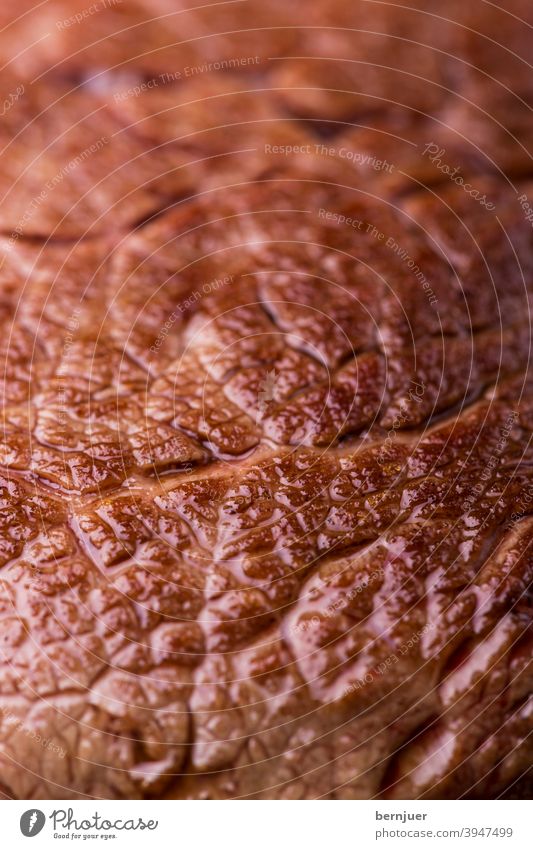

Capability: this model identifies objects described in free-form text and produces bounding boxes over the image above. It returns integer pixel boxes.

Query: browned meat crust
[0,0,531,800]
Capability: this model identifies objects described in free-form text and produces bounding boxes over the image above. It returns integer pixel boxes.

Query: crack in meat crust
[0,0,531,800]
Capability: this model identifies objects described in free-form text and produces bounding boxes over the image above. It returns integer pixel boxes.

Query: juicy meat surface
[0,0,531,799]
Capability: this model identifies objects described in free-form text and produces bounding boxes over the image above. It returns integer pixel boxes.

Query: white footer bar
[4,799,531,848]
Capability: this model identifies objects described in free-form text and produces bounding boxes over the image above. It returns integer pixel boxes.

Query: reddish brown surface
[0,0,531,799]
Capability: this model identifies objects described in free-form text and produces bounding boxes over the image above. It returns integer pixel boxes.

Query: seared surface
[0,0,531,799]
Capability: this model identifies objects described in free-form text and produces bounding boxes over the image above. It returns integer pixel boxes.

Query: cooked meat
[0,0,531,800]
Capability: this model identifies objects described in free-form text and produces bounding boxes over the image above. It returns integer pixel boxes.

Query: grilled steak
[0,0,531,799]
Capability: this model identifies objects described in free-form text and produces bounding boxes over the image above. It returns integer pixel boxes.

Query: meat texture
[0,0,531,800]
